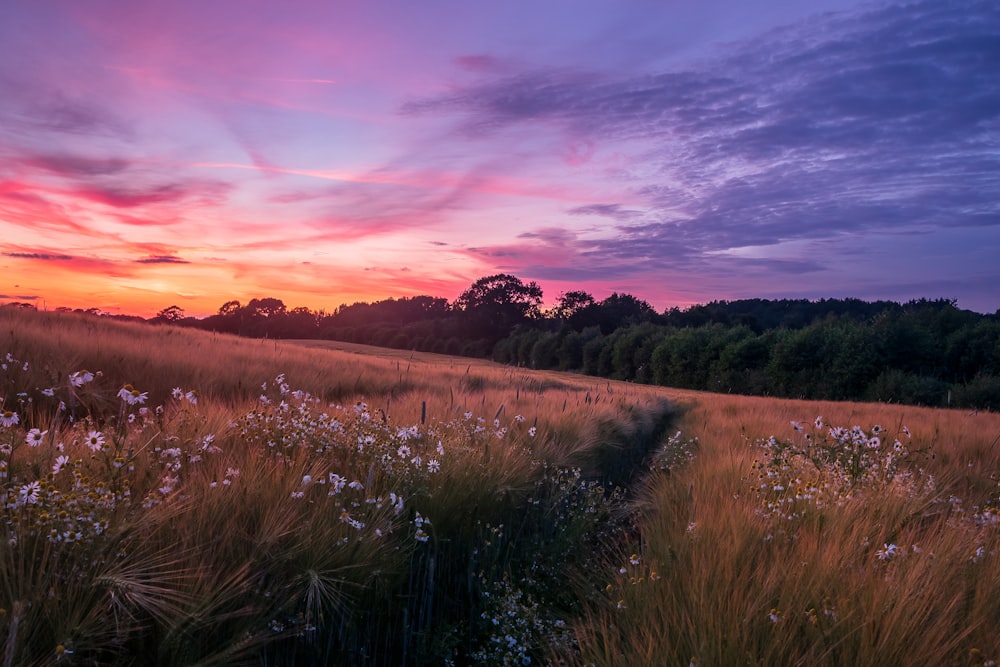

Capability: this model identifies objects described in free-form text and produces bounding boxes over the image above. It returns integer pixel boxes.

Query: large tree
[454,274,543,340]
[553,290,596,320]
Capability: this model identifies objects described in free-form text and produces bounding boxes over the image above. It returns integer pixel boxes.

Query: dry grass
[574,392,1000,667]
[3,306,999,665]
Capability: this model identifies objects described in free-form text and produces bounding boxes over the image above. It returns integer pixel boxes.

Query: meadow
[1,306,999,666]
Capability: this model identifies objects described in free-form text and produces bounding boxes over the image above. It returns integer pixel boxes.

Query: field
[2,306,999,666]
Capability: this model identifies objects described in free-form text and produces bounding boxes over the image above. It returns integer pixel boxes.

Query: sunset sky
[1,0,998,318]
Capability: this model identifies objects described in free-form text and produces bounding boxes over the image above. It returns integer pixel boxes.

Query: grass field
[2,306,999,666]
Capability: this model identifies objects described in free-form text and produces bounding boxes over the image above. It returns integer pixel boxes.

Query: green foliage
[81,279,999,410]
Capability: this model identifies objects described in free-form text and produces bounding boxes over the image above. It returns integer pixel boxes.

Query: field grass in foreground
[1,307,999,666]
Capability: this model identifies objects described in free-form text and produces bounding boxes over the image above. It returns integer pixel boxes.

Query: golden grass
[4,306,999,665]
[573,392,1000,667]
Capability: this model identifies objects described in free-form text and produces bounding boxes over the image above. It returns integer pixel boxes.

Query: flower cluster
[651,430,699,471]
[472,576,576,666]
[751,419,930,526]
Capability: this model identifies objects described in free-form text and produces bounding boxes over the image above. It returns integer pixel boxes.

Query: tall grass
[1,308,676,664]
[573,394,1000,667]
[3,306,999,665]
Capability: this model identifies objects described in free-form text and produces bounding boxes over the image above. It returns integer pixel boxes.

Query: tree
[589,293,657,334]
[244,298,287,319]
[155,305,185,322]
[454,274,543,341]
[554,291,596,320]
[455,275,543,317]
[218,300,242,316]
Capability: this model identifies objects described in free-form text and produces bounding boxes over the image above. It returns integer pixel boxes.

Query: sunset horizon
[3,0,998,319]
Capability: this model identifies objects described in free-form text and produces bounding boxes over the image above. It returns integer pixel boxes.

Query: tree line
[121,274,1000,410]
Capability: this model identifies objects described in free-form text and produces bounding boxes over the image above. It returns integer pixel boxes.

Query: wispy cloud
[3,252,76,261]
[402,0,1000,308]
[2,0,997,315]
[567,203,642,221]
[135,255,190,264]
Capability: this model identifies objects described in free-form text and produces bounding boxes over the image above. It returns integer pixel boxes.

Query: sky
[1,0,998,318]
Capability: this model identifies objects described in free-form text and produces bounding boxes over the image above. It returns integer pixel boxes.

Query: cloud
[0,73,131,139]
[76,183,190,209]
[4,252,75,261]
[135,255,190,264]
[407,0,1000,260]
[28,153,130,177]
[567,203,642,221]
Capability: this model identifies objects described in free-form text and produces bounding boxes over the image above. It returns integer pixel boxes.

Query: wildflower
[397,444,412,459]
[291,491,305,499]
[414,512,431,542]
[52,455,70,475]
[301,475,312,485]
[41,387,56,397]
[118,385,148,406]
[340,509,365,530]
[396,425,419,440]
[876,543,899,561]
[200,434,217,452]
[159,475,178,495]
[0,410,18,428]
[26,428,47,447]
[172,387,184,399]
[427,459,440,473]
[185,390,198,404]
[902,425,911,438]
[528,427,537,438]
[790,421,803,433]
[69,370,94,387]
[629,554,640,566]
[814,416,824,429]
[85,430,106,451]
[328,473,346,494]
[19,481,41,505]
[768,608,781,624]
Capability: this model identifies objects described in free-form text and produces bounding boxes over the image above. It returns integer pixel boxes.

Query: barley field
[1,307,998,666]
